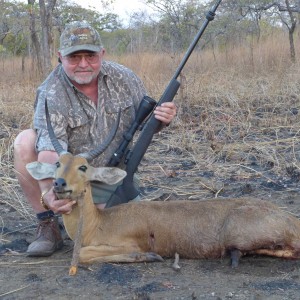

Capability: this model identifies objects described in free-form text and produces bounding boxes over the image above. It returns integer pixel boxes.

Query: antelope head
[26,100,126,200]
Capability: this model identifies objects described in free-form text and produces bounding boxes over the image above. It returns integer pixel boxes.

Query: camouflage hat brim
[60,44,102,56]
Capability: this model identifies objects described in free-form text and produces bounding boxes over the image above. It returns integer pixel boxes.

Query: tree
[282,0,297,62]
[226,0,300,62]
[54,0,121,31]
[27,0,57,76]
[39,0,57,76]
[145,0,207,51]
[0,1,29,55]
[28,0,43,74]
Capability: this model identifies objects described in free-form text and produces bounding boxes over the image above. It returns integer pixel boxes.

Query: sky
[75,0,154,24]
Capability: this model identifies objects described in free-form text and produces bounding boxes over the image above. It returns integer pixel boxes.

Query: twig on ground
[0,284,31,298]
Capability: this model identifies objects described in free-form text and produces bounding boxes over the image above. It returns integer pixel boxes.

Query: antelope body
[27,153,300,268]
[26,101,300,274]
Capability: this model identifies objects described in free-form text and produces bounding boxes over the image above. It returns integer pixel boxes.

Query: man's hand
[43,187,76,214]
[153,102,177,125]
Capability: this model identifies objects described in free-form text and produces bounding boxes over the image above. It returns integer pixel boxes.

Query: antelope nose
[53,178,67,192]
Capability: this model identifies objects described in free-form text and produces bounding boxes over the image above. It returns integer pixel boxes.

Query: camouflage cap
[59,21,102,56]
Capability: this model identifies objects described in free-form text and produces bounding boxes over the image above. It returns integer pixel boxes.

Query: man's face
[59,49,105,85]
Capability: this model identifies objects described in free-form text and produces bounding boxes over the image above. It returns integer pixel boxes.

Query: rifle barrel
[172,0,222,81]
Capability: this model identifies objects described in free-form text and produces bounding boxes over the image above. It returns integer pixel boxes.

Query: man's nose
[77,56,89,67]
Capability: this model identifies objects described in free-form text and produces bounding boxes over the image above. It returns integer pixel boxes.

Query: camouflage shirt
[34,60,147,168]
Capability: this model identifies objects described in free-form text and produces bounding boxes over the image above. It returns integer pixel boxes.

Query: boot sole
[26,240,64,257]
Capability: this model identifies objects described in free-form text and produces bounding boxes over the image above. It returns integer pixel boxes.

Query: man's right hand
[42,187,76,214]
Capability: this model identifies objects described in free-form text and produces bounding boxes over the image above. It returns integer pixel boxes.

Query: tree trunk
[39,0,57,77]
[288,29,296,63]
[285,0,296,63]
[28,0,43,75]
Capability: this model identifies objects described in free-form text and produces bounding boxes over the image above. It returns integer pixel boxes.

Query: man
[13,21,176,257]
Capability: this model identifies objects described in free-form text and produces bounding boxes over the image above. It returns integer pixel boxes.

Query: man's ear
[26,162,56,180]
[58,51,62,63]
[88,167,126,185]
[100,48,106,57]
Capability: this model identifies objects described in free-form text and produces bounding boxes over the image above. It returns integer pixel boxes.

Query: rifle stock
[106,0,222,208]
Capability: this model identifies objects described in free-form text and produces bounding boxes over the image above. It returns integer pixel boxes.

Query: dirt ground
[1,127,300,300]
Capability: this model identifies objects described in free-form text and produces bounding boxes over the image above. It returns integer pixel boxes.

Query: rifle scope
[107,95,157,167]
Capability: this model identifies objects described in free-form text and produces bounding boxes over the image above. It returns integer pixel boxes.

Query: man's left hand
[153,102,177,125]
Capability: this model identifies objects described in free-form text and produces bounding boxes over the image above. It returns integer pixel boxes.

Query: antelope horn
[80,108,121,162]
[45,99,68,155]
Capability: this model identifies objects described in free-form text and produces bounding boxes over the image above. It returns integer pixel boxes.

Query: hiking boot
[27,216,63,257]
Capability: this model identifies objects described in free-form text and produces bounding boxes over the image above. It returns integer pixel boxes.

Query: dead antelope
[26,102,300,275]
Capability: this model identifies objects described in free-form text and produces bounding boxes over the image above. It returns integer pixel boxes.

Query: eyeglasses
[64,53,100,65]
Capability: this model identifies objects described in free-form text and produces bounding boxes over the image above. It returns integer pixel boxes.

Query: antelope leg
[80,247,164,264]
[172,252,181,271]
[230,249,242,268]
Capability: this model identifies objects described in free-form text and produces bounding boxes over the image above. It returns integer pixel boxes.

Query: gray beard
[70,73,97,85]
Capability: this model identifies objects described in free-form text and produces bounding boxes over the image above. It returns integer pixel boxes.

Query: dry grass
[1,32,300,219]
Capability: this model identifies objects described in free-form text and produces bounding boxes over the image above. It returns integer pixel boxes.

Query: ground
[1,122,300,299]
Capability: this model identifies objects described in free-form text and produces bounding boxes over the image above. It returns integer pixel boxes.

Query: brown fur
[55,154,300,266]
[65,197,300,263]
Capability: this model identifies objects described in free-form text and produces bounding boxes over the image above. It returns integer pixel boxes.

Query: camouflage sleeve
[124,68,167,132]
[134,74,147,110]
[33,87,68,153]
[123,67,147,111]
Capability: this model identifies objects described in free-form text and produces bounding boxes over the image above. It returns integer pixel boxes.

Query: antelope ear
[26,162,56,180]
[88,167,127,185]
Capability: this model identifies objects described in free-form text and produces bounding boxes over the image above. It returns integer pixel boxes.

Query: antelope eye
[79,165,88,172]
[56,162,60,168]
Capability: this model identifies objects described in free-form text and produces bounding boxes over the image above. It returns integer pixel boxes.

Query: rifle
[106,0,222,208]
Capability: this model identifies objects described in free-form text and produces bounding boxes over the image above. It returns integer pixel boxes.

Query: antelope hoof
[172,252,181,271]
[130,252,164,262]
[146,252,164,262]
[69,265,78,276]
[230,249,242,268]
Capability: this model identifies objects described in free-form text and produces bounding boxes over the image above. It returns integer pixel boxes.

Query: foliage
[101,29,130,54]
[0,0,299,61]
[0,1,29,55]
[4,32,28,55]
[54,0,121,32]
[145,0,207,50]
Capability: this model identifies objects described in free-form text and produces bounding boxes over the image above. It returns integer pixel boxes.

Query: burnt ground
[1,123,300,300]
